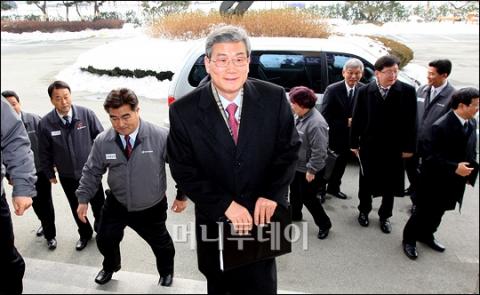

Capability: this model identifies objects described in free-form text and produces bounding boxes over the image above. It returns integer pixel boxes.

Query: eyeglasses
[380,70,399,76]
[209,56,249,68]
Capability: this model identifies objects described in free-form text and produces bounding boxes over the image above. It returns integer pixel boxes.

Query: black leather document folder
[218,205,292,271]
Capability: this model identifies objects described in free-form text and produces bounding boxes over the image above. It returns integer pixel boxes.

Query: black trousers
[32,171,56,240]
[59,176,104,240]
[403,199,445,244]
[195,213,278,294]
[290,171,331,230]
[0,193,25,295]
[206,258,277,294]
[326,149,350,193]
[96,194,175,276]
[357,174,394,220]
[404,155,419,204]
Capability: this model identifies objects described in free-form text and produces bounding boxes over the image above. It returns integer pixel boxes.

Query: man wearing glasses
[350,55,417,234]
[167,25,300,294]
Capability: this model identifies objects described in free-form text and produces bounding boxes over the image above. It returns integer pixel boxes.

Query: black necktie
[63,115,70,128]
[348,88,354,103]
[463,122,469,135]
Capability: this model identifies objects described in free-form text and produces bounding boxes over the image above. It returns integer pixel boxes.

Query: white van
[166,36,423,126]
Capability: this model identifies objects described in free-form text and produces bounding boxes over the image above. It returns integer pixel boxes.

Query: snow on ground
[0,23,142,43]
[1,21,478,99]
[56,35,195,99]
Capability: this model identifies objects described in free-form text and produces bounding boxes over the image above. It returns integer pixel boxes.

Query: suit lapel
[339,83,348,109]
[368,82,384,103]
[236,80,266,157]
[197,84,236,153]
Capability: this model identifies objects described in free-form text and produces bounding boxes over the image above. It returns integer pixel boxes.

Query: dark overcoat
[350,80,417,196]
[167,78,300,275]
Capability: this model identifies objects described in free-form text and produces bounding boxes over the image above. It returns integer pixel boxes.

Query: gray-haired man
[321,58,365,201]
[168,25,300,294]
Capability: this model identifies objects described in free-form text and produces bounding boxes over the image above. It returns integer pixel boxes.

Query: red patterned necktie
[124,135,133,159]
[226,103,239,144]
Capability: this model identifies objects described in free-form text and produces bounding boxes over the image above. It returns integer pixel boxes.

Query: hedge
[80,66,174,81]
[0,20,124,33]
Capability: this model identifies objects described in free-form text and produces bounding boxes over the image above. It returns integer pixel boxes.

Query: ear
[204,56,211,74]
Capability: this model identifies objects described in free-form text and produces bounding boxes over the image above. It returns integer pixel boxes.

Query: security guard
[3,90,57,250]
[76,88,187,286]
[38,80,105,251]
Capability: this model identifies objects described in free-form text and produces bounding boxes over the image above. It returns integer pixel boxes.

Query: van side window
[253,52,322,93]
[325,52,375,85]
[188,55,207,87]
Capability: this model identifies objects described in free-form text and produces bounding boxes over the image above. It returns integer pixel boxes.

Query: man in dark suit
[350,55,417,234]
[167,25,300,294]
[404,59,456,214]
[402,87,479,260]
[321,58,365,201]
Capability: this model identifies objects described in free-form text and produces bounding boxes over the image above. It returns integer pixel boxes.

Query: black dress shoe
[419,239,446,252]
[36,226,44,237]
[402,242,418,260]
[158,273,173,287]
[95,265,120,285]
[380,219,392,234]
[47,238,57,250]
[358,212,369,227]
[317,227,330,240]
[76,238,90,251]
[328,191,348,199]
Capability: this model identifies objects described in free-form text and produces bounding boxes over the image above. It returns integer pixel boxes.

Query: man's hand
[402,152,414,158]
[254,197,277,226]
[305,172,315,183]
[225,201,253,235]
[456,162,473,177]
[49,177,58,184]
[348,117,352,128]
[77,203,89,223]
[12,196,32,216]
[171,199,188,213]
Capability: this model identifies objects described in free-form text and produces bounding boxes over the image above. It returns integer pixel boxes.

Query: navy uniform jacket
[416,82,456,156]
[38,105,103,180]
[21,112,42,171]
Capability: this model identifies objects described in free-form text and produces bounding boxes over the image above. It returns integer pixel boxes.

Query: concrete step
[23,257,304,294]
